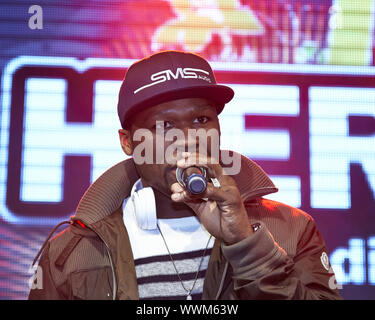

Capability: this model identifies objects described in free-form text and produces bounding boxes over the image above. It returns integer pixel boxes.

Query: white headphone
[129,178,157,230]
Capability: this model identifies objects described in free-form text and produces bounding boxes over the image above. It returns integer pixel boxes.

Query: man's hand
[170,152,253,245]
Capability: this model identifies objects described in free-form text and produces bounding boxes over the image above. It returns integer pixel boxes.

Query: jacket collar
[73,151,278,226]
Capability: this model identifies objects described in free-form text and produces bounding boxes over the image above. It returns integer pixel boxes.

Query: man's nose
[172,127,212,155]
[173,127,199,150]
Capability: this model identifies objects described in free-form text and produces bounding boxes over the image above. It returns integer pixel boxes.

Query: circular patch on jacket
[320,252,330,271]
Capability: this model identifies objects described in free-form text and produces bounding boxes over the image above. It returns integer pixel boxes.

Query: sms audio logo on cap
[134,67,211,94]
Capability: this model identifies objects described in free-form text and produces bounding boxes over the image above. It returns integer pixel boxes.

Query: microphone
[176,166,207,195]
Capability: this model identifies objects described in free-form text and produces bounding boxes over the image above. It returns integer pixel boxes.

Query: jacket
[28,153,342,300]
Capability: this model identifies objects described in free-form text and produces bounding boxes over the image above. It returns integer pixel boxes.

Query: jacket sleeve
[28,242,66,300]
[220,220,342,300]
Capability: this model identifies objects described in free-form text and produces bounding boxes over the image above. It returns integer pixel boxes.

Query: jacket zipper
[215,261,229,300]
[89,229,118,300]
[72,219,118,300]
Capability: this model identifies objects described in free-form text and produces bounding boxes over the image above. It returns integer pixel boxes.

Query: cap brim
[123,84,234,127]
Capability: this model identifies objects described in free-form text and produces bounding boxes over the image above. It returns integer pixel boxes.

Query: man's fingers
[200,182,233,203]
[170,182,194,202]
[171,177,235,204]
[170,182,184,193]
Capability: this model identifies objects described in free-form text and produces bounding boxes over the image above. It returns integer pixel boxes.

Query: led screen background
[0,0,374,299]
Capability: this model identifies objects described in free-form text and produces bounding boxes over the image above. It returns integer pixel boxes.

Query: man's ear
[118,129,133,155]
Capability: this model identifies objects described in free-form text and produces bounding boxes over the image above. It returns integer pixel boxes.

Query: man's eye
[193,116,209,124]
[154,121,172,130]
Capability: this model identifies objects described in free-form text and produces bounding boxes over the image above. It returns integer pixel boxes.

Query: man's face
[119,97,221,196]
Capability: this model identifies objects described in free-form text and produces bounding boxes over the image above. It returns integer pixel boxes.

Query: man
[29,51,342,300]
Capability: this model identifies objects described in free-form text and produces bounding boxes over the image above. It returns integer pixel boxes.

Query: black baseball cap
[117,50,234,129]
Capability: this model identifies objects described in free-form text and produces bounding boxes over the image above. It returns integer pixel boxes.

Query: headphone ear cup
[131,183,157,230]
